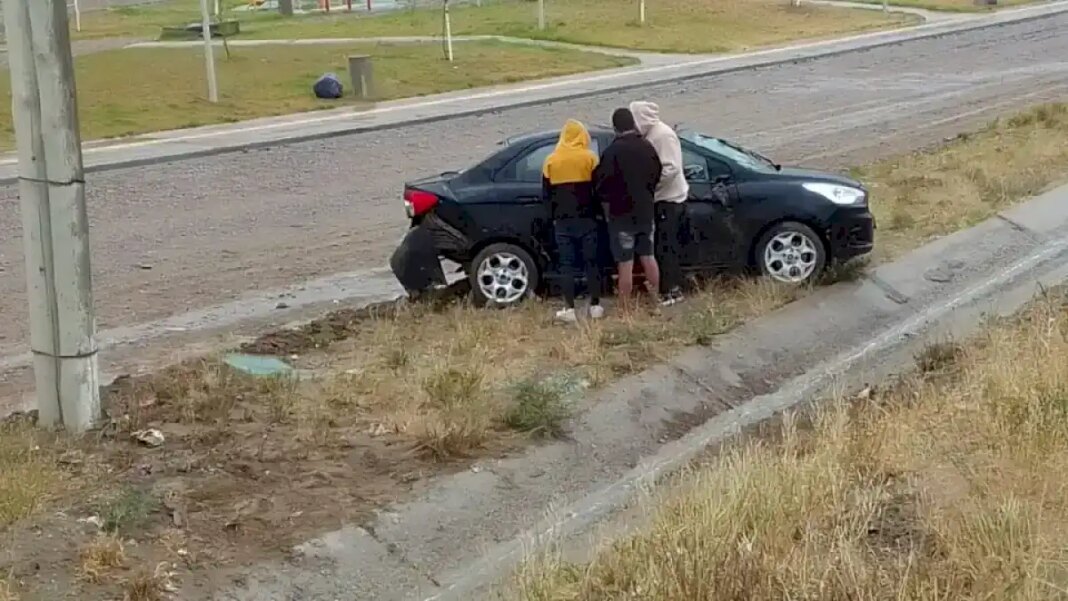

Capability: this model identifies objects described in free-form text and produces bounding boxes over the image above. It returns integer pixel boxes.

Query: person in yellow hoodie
[543,120,605,323]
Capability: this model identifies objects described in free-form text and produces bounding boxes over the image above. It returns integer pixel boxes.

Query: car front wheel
[469,243,540,307]
[756,221,826,284]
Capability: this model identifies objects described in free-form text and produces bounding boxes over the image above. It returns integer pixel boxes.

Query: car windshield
[683,132,779,173]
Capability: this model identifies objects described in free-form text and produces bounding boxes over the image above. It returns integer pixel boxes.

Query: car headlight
[802,182,866,206]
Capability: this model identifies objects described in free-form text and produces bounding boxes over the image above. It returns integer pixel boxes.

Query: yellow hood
[542,120,598,185]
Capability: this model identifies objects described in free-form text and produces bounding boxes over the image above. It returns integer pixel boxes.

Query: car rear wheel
[757,222,826,284]
[469,243,540,307]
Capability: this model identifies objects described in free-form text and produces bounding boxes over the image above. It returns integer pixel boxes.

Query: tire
[469,243,540,308]
[755,221,826,285]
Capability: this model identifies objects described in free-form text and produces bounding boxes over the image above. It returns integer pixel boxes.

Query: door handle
[517,195,541,202]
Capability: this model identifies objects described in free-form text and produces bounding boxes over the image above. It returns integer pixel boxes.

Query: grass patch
[860,103,1068,261]
[73,0,913,52]
[246,0,915,54]
[504,373,583,438]
[0,41,632,149]
[79,534,127,584]
[99,488,158,536]
[0,419,63,527]
[511,290,1068,599]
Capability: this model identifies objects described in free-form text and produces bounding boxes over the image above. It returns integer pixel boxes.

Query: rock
[78,515,104,529]
[132,428,165,448]
[276,302,290,309]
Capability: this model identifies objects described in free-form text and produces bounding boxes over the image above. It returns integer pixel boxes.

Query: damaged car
[390,126,875,307]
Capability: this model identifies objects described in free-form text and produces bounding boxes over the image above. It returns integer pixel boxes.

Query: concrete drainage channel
[202,186,1068,600]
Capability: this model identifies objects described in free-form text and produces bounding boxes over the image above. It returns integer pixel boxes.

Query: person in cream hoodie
[630,100,689,306]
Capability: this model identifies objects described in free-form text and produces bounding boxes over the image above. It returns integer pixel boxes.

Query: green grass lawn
[75,0,916,54]
[0,41,634,148]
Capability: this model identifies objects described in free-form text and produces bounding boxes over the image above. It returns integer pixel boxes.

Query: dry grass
[860,103,1068,260]
[247,0,915,53]
[0,419,63,527]
[0,41,632,149]
[512,290,1068,600]
[0,574,17,601]
[301,278,803,457]
[79,534,127,584]
[122,564,169,601]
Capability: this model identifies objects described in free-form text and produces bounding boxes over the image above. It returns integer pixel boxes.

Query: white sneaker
[554,308,578,323]
[588,304,605,320]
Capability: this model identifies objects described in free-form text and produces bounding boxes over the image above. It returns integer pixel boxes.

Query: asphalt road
[0,15,1067,351]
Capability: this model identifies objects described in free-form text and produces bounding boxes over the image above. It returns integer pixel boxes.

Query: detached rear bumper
[390,224,447,295]
[827,209,875,262]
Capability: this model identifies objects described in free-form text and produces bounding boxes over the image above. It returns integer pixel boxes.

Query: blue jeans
[554,218,602,308]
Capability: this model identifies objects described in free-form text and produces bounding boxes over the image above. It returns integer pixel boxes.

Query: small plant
[418,365,493,459]
[101,488,158,535]
[686,306,740,346]
[505,374,582,438]
[915,341,965,375]
[79,534,126,584]
[123,563,169,601]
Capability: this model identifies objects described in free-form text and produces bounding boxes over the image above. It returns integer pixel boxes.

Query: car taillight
[404,189,438,218]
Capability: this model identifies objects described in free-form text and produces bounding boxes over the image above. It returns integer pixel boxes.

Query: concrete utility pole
[1,0,100,432]
[200,0,219,103]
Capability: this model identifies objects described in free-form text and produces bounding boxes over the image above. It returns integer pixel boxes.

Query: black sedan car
[390,126,874,307]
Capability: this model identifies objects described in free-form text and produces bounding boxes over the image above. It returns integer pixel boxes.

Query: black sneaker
[659,288,685,307]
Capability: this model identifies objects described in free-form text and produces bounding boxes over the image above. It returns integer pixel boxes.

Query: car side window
[500,138,601,183]
[682,147,709,182]
[682,143,732,182]
[706,157,732,181]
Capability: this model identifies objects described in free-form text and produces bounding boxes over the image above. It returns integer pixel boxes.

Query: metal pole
[72,0,81,32]
[199,0,219,103]
[443,0,454,62]
[537,0,545,30]
[639,0,645,24]
[3,0,101,432]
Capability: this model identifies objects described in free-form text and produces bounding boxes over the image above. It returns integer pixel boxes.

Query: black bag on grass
[313,73,344,99]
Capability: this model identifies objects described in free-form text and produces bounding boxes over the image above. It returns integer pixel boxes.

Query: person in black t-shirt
[593,108,662,307]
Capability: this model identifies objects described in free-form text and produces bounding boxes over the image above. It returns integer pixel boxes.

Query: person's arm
[650,147,663,191]
[659,133,683,184]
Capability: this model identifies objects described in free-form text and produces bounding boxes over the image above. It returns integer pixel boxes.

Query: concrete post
[279,0,294,16]
[3,0,101,432]
[347,54,374,98]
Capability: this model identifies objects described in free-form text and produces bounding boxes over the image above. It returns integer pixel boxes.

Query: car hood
[772,167,864,189]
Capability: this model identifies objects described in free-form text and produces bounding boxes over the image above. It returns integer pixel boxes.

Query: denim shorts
[608,219,654,263]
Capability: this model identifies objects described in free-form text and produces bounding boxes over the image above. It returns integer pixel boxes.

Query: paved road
[0,15,1067,350]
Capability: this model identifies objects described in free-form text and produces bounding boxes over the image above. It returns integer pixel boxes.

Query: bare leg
[639,254,660,297]
[617,260,634,308]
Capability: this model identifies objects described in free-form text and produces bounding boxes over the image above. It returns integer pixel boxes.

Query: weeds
[418,365,495,459]
[100,488,158,535]
[505,374,583,438]
[0,419,61,526]
[122,563,168,601]
[513,290,1068,600]
[79,534,127,584]
[0,573,17,601]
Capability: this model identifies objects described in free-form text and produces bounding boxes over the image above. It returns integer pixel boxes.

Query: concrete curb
[1,1,1066,184]
[205,183,1068,600]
